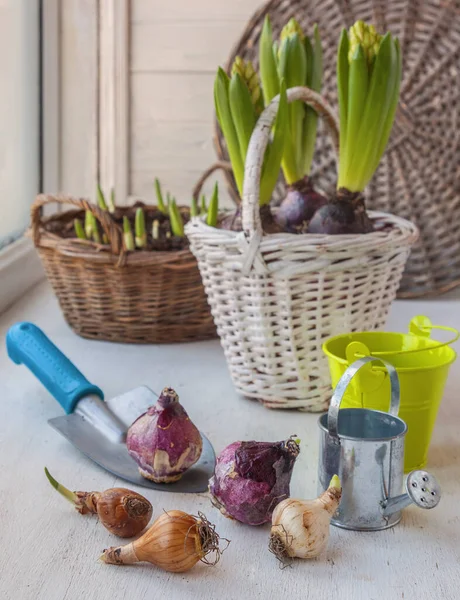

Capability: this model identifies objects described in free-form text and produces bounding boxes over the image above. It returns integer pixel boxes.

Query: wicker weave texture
[188,215,415,410]
[215,0,460,298]
[32,195,216,344]
[187,89,419,411]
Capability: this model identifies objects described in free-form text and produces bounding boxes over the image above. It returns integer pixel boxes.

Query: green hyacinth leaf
[96,184,108,211]
[214,67,244,196]
[278,34,307,182]
[339,43,369,188]
[206,182,219,227]
[301,25,323,175]
[135,208,147,248]
[190,196,199,217]
[337,29,350,173]
[260,80,288,205]
[74,218,86,240]
[169,200,184,237]
[351,33,397,190]
[371,37,402,176]
[123,216,134,251]
[259,15,280,105]
[229,72,257,164]
[154,178,167,214]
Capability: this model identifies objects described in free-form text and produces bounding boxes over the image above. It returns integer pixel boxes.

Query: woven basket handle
[31,194,123,256]
[242,86,339,236]
[192,161,239,205]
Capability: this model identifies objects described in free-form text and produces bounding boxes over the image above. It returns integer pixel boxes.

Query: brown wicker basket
[213,0,460,299]
[31,195,216,344]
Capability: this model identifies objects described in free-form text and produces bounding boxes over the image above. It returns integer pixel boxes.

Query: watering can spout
[382,493,414,517]
[382,470,441,517]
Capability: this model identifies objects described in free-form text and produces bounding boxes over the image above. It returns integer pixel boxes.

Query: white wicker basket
[186,88,419,411]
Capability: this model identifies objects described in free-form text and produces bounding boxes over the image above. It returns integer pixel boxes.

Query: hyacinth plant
[214,56,288,231]
[259,16,327,232]
[309,21,402,234]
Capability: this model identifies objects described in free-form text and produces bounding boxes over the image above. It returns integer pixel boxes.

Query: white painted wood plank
[130,168,236,209]
[131,0,264,23]
[130,75,224,202]
[131,21,247,73]
[59,0,98,198]
[131,72,215,123]
[130,81,235,205]
[0,282,459,599]
[99,0,130,204]
[42,0,60,195]
[131,121,217,172]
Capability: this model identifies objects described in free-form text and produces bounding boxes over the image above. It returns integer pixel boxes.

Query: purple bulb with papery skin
[209,437,300,526]
[275,176,327,233]
[126,387,202,483]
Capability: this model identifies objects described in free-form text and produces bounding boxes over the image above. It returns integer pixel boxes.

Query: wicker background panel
[214,0,460,298]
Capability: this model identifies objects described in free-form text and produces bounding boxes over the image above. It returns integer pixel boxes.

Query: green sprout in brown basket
[73,178,220,252]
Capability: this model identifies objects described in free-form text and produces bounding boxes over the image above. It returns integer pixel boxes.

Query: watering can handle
[327,357,400,440]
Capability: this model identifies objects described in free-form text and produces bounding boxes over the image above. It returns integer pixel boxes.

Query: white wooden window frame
[0,0,130,315]
[99,0,130,204]
[0,0,59,314]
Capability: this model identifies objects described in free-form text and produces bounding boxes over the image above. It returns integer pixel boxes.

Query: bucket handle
[328,357,400,440]
[363,317,459,358]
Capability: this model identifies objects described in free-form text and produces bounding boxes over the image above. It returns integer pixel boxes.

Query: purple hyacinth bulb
[209,437,300,526]
[275,177,327,233]
[126,387,203,483]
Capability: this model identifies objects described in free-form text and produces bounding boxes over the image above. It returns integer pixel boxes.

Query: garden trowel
[6,322,215,493]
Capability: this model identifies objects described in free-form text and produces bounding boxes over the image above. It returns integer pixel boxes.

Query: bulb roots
[268,526,294,568]
[194,512,230,566]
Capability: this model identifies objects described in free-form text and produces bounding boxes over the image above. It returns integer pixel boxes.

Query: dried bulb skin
[127,388,203,483]
[271,498,332,559]
[95,488,153,538]
[101,510,225,573]
[75,488,152,538]
[275,177,327,233]
[209,437,300,526]
[269,476,342,562]
[75,491,100,515]
[307,190,373,235]
[44,469,153,538]
[134,511,203,572]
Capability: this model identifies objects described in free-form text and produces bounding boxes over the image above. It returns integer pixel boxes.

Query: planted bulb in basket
[214,57,287,223]
[308,21,401,234]
[259,16,327,232]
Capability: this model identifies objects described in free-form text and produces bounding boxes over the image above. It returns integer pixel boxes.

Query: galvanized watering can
[318,357,441,531]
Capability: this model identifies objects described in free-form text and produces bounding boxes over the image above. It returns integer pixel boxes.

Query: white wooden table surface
[1,281,459,600]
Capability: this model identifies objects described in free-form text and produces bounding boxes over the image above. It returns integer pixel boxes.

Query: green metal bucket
[322,316,458,472]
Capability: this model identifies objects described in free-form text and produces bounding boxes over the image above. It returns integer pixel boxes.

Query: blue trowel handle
[6,322,103,414]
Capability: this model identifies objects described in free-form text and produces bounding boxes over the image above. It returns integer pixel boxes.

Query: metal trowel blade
[48,386,215,493]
